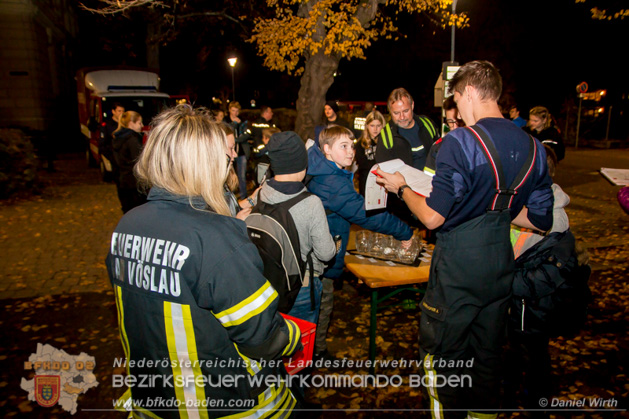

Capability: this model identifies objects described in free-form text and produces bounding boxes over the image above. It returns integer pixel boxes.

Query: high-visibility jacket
[375,114,439,170]
[251,117,277,155]
[106,187,301,419]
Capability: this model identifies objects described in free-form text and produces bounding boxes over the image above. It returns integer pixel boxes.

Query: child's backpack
[245,193,314,313]
[509,229,592,338]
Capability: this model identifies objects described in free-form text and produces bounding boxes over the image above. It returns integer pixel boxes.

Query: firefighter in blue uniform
[375,61,554,418]
[106,105,302,419]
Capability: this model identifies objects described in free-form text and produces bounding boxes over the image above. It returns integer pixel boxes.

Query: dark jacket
[106,187,301,418]
[251,117,277,153]
[375,114,439,226]
[306,145,413,278]
[226,117,252,158]
[525,126,565,161]
[354,140,377,197]
[100,118,119,164]
[510,229,592,337]
[375,114,439,169]
[326,117,350,129]
[112,128,143,189]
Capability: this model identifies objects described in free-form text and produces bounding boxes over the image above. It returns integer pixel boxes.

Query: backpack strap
[278,192,318,311]
[272,190,313,211]
[466,125,537,211]
[255,191,314,278]
[305,249,316,311]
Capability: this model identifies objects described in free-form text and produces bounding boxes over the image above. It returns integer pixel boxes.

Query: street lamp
[451,0,458,62]
[228,57,237,101]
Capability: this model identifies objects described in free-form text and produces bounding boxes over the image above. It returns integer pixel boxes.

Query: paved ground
[0,148,627,417]
[2,148,626,300]
[0,154,121,299]
[0,150,629,299]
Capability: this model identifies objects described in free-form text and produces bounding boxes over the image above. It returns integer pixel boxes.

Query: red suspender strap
[466,125,537,211]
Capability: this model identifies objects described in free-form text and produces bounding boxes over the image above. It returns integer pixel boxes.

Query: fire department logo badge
[34,375,60,407]
[21,344,98,414]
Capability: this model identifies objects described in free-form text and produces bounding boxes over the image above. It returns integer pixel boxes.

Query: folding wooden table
[344,251,430,374]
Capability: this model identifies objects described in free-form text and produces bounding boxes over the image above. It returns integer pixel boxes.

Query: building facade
[0,0,78,131]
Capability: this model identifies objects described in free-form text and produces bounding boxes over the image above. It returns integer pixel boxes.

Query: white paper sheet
[365,170,388,210]
[600,167,629,186]
[364,159,433,210]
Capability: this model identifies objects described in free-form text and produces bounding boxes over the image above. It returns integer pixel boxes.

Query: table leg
[369,289,377,375]
[367,286,426,375]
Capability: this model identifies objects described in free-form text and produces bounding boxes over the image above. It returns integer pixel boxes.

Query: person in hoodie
[306,125,413,361]
[112,110,147,213]
[257,131,336,324]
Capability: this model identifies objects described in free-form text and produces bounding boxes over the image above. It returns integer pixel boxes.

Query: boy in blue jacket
[307,125,413,360]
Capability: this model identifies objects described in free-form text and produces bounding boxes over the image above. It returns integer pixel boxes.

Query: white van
[76,67,186,179]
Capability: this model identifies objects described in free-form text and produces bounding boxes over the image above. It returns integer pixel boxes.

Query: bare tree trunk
[146,21,160,70]
[295,51,340,141]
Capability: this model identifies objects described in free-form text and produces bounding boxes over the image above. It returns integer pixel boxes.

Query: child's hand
[238,187,262,209]
[400,239,413,249]
[236,207,252,220]
[251,186,262,198]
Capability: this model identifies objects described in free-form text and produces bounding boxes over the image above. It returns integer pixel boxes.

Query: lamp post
[451,0,458,62]
[228,57,237,102]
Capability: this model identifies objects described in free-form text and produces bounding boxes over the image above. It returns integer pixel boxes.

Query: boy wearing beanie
[258,131,337,324]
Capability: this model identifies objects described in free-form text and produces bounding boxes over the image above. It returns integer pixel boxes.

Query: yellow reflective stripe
[270,388,296,419]
[114,387,132,413]
[214,282,278,327]
[467,412,498,419]
[423,354,444,419]
[420,116,436,138]
[411,145,424,152]
[257,385,276,405]
[164,301,210,419]
[263,382,293,419]
[164,302,190,419]
[114,286,134,412]
[181,304,210,419]
[281,319,301,356]
[424,167,436,177]
[382,124,393,149]
[219,381,294,419]
[131,403,163,419]
[233,343,261,376]
[115,288,168,419]
[114,287,131,368]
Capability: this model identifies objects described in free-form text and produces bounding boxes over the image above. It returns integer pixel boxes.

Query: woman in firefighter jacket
[106,105,302,419]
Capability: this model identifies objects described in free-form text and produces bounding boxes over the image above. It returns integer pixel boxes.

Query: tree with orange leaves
[250,0,468,139]
[575,0,628,21]
[81,0,467,139]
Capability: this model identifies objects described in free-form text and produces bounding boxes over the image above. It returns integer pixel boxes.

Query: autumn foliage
[576,0,629,20]
[250,0,469,76]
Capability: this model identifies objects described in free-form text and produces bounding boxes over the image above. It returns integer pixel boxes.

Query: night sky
[75,0,627,125]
